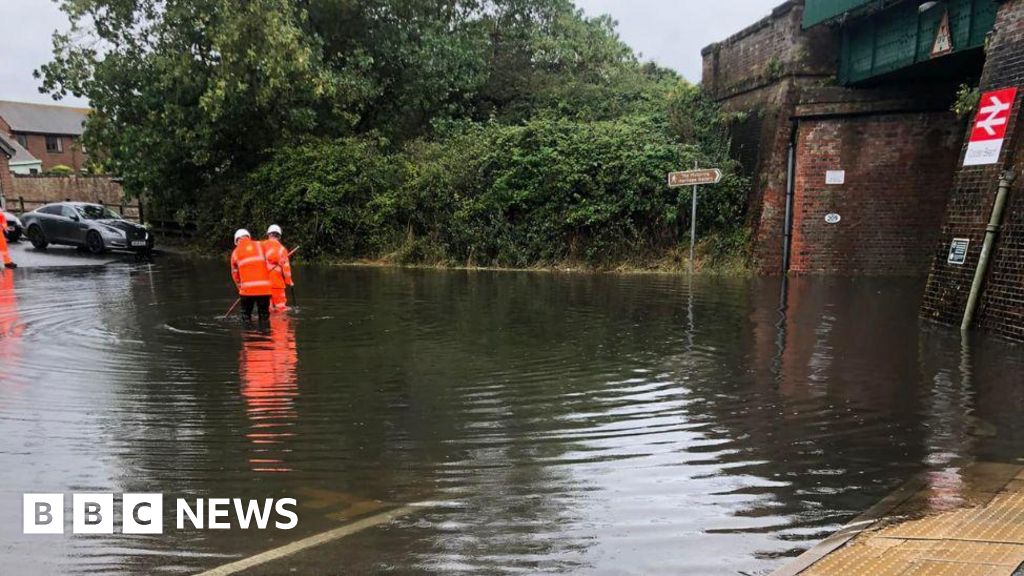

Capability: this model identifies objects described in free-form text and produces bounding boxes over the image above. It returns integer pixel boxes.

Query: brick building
[0,101,90,173]
[705,0,1024,341]
[0,137,13,206]
[0,133,42,175]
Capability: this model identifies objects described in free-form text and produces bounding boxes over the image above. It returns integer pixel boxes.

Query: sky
[0,0,783,108]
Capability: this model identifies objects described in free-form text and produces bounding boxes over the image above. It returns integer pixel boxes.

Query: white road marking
[194,501,438,576]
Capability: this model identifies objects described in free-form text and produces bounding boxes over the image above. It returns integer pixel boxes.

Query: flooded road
[0,255,1022,575]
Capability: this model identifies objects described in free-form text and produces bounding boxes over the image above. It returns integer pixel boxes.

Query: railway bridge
[704,0,1024,341]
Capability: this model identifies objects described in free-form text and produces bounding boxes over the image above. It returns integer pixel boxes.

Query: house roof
[0,133,40,166]
[0,100,90,136]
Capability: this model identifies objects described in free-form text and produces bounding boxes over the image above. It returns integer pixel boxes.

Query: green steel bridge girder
[804,0,885,27]
[804,0,998,85]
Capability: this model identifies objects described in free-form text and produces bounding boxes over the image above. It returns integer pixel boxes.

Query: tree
[39,0,748,267]
[39,0,349,210]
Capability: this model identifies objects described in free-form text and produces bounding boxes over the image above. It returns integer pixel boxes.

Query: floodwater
[0,255,1023,576]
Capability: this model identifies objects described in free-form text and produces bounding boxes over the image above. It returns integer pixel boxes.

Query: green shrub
[218,137,408,259]
[213,112,749,268]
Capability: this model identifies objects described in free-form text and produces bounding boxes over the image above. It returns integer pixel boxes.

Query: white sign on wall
[826,170,846,185]
[948,238,970,265]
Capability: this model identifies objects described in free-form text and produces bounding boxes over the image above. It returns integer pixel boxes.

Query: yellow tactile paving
[918,541,1024,567]
[786,463,1024,576]
[801,545,929,576]
[885,492,1024,544]
[900,560,1006,576]
[862,538,908,554]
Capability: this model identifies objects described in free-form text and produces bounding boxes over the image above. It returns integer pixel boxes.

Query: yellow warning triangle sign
[932,12,953,57]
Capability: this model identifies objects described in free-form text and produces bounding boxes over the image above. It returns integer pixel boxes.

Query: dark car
[21,202,154,254]
[3,211,22,243]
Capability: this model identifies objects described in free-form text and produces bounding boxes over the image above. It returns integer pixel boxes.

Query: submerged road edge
[771,475,929,576]
[194,501,440,576]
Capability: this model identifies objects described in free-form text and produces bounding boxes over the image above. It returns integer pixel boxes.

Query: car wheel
[28,225,48,250]
[7,230,20,243]
[86,230,106,255]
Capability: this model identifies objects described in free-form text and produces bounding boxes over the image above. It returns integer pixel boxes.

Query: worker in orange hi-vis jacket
[0,212,15,269]
[230,229,273,324]
[262,224,293,312]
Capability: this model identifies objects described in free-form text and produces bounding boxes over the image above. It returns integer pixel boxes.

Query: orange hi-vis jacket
[262,238,293,290]
[0,213,11,265]
[231,238,273,297]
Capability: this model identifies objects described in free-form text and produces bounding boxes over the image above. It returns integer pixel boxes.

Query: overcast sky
[0,0,782,107]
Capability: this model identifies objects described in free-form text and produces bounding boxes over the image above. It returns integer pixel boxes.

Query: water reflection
[0,262,1022,575]
[240,314,298,473]
[0,269,23,398]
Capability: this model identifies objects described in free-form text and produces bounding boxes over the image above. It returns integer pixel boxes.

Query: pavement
[5,238,134,267]
[775,462,1024,576]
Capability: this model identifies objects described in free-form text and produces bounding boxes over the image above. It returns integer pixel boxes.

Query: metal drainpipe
[782,125,797,274]
[961,169,1017,332]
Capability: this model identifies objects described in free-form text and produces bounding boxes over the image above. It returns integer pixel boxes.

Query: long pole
[284,245,299,307]
[961,170,1015,331]
[223,298,241,319]
[782,130,796,273]
[690,160,698,274]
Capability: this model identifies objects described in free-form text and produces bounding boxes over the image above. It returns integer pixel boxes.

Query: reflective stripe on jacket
[262,238,293,290]
[231,238,273,296]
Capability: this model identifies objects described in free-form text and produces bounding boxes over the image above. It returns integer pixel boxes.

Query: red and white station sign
[964,87,1018,166]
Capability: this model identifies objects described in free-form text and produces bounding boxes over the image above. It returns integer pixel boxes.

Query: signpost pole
[667,165,722,275]
[690,186,697,273]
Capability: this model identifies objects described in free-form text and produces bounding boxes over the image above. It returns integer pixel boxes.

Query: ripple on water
[1,266,1023,575]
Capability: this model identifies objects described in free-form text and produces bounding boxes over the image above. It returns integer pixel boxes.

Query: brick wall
[702,0,838,273]
[790,112,963,274]
[702,1,836,102]
[921,0,1024,341]
[747,82,802,274]
[980,138,1024,340]
[7,175,139,220]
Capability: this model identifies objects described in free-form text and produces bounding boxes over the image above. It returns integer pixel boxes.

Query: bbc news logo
[24,494,298,534]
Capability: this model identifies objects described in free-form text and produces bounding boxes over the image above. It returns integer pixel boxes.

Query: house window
[15,134,27,148]
[45,136,63,153]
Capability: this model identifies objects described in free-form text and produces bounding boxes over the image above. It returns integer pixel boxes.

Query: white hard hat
[267,224,283,236]
[234,229,251,244]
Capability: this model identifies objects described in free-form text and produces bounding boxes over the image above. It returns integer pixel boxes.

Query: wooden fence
[145,218,197,239]
[8,195,144,223]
